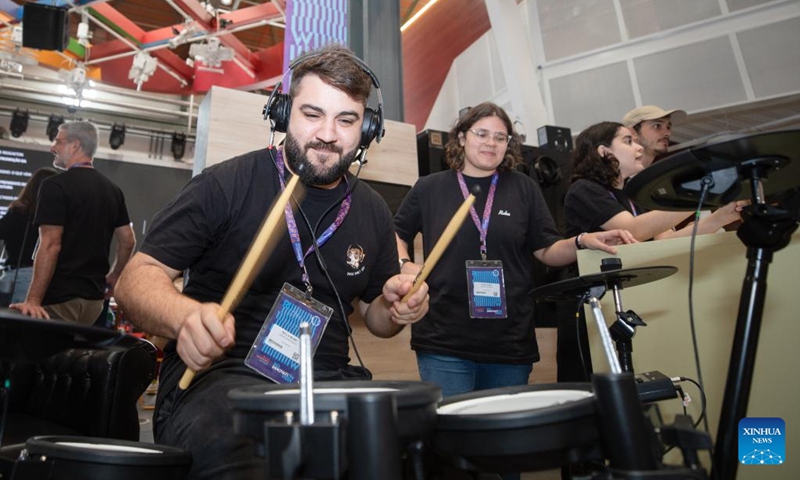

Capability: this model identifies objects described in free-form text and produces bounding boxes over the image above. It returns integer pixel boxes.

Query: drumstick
[179,174,302,390]
[401,188,479,303]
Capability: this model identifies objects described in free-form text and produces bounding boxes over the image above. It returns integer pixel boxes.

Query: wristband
[575,232,587,250]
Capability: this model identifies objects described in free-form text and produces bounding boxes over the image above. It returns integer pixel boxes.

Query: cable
[574,291,591,382]
[686,177,712,435]
[267,147,370,378]
[674,376,708,430]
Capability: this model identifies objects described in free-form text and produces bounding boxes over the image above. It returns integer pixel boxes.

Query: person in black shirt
[10,121,135,324]
[0,167,57,305]
[559,121,743,383]
[564,121,743,240]
[394,103,635,399]
[115,44,429,480]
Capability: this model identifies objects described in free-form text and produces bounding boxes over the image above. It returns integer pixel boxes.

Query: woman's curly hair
[571,121,624,189]
[444,102,522,173]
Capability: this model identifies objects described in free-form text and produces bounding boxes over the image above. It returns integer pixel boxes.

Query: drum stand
[711,163,798,480]
[584,285,713,479]
[599,259,647,374]
[259,323,406,480]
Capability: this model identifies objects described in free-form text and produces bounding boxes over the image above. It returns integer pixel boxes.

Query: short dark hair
[444,102,522,172]
[571,121,624,189]
[289,44,372,107]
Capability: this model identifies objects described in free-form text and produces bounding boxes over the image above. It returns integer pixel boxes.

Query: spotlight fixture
[46,114,64,141]
[9,109,29,138]
[109,123,126,150]
[171,132,187,160]
[128,52,158,91]
[189,37,234,69]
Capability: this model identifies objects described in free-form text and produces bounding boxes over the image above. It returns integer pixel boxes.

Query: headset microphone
[263,51,385,156]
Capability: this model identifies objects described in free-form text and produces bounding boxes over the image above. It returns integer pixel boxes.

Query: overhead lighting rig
[168,20,200,49]
[46,114,65,142]
[128,51,158,91]
[77,12,93,47]
[109,123,126,150]
[9,109,29,138]
[189,37,234,70]
[171,132,187,160]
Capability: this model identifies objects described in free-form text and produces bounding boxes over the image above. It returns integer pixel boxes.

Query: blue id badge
[244,283,333,384]
[465,260,507,318]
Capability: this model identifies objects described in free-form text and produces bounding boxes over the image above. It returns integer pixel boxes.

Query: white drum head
[55,442,163,454]
[263,388,399,395]
[437,390,593,415]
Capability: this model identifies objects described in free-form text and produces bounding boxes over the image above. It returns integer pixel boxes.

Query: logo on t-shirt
[498,209,511,217]
[346,244,366,270]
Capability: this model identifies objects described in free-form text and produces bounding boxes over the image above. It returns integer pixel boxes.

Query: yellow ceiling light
[401,0,440,32]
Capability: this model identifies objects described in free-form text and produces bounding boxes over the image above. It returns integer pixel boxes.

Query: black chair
[1,336,157,451]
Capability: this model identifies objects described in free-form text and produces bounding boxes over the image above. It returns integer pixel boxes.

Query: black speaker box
[536,125,573,153]
[22,4,69,52]
[416,129,449,177]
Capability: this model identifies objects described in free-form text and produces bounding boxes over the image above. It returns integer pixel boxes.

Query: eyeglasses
[468,129,512,145]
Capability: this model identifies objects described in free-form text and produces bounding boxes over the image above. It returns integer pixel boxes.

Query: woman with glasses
[394,103,636,398]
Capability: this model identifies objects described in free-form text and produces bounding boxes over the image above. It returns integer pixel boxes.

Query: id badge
[466,260,507,318]
[244,283,333,384]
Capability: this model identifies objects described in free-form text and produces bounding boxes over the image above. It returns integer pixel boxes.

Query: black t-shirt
[141,149,398,389]
[34,168,130,303]
[0,206,37,268]
[394,169,562,364]
[564,178,644,237]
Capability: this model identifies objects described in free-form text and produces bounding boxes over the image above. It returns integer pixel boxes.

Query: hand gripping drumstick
[179,174,302,390]
[401,186,479,303]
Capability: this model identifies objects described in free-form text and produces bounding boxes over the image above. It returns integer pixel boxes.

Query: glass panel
[738,17,800,98]
[634,37,746,111]
[536,0,622,61]
[620,0,721,39]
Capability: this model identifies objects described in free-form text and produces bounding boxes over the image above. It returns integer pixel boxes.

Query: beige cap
[622,105,686,128]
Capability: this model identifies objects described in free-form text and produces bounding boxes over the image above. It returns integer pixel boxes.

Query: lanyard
[68,162,93,169]
[457,170,498,260]
[275,150,352,292]
[609,190,638,216]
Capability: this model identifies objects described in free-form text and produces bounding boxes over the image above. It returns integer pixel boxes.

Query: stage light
[9,109,29,138]
[109,123,126,150]
[46,114,64,141]
[171,132,187,160]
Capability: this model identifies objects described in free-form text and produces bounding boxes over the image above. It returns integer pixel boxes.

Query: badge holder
[465,259,507,318]
[245,283,333,384]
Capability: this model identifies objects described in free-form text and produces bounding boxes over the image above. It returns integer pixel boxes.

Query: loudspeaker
[416,129,448,177]
[537,125,573,153]
[22,4,69,52]
[263,51,384,150]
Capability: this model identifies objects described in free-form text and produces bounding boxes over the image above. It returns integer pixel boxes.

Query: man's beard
[284,133,358,186]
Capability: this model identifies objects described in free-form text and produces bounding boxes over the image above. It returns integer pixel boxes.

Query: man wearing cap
[622,105,686,168]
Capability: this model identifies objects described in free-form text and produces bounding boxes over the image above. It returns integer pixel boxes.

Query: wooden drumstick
[401,190,478,303]
[178,173,302,390]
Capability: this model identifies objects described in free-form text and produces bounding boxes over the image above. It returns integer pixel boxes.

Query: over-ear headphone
[532,155,563,188]
[263,51,385,150]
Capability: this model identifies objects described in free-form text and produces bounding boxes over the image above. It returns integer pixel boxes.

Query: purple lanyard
[609,190,638,216]
[275,150,352,290]
[457,171,499,260]
[69,162,93,169]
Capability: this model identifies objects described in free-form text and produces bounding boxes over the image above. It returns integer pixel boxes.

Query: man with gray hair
[622,105,686,168]
[11,121,135,325]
